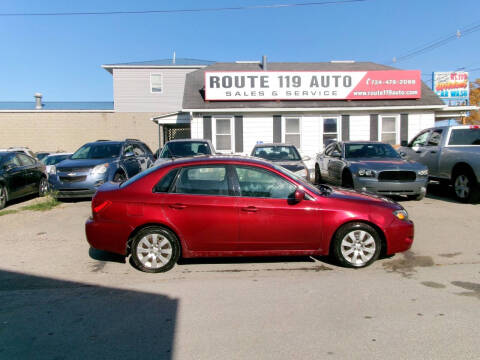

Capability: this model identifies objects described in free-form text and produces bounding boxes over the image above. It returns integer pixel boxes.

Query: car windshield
[42,155,70,165]
[71,143,122,160]
[160,142,211,158]
[344,143,400,159]
[253,146,301,161]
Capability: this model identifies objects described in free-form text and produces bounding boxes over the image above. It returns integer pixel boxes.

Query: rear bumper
[353,177,428,196]
[85,217,132,256]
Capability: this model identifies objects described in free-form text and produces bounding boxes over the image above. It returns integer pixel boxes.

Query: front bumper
[384,218,414,255]
[353,176,428,196]
[48,171,107,198]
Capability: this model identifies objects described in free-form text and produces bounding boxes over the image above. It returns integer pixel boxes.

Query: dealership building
[0,57,475,157]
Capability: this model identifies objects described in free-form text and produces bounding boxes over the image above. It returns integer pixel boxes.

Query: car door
[3,154,26,198]
[17,153,39,194]
[422,129,443,177]
[319,143,335,181]
[132,144,149,171]
[233,165,322,251]
[122,144,141,177]
[400,130,431,164]
[327,143,345,185]
[158,164,238,252]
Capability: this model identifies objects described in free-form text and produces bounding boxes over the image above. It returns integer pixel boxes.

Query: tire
[38,177,48,197]
[332,222,381,268]
[113,172,126,183]
[314,164,322,184]
[341,170,354,189]
[452,171,480,203]
[130,226,180,273]
[0,185,7,210]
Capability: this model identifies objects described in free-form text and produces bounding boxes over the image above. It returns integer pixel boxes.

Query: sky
[1,0,480,101]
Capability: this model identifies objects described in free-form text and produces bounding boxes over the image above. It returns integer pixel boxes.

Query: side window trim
[171,164,235,197]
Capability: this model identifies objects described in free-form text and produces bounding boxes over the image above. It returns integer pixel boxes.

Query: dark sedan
[315,141,428,200]
[0,151,48,209]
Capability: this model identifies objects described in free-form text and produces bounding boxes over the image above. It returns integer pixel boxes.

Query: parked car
[0,151,48,210]
[35,152,51,161]
[86,156,414,273]
[41,153,72,178]
[48,139,154,198]
[251,143,311,181]
[398,125,480,203]
[315,141,428,200]
[0,147,36,158]
[154,139,215,166]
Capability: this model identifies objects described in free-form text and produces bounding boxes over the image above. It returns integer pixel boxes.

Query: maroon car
[86,156,413,273]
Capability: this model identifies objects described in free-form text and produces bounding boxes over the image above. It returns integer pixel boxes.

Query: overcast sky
[1,0,479,101]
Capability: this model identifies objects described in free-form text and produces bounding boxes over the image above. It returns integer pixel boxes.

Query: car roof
[85,140,123,145]
[159,155,277,168]
[165,139,211,143]
[342,141,384,145]
[253,143,297,147]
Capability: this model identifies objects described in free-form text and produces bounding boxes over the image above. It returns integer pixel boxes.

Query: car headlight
[46,165,56,175]
[294,168,308,178]
[91,163,109,175]
[393,209,409,221]
[418,169,428,176]
[358,169,375,177]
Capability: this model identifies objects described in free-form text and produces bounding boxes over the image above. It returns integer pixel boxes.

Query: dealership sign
[204,70,421,101]
[433,72,469,100]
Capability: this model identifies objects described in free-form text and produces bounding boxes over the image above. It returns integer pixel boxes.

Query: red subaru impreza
[86,156,413,273]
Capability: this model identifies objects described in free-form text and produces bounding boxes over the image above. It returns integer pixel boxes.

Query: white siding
[113,68,199,112]
[191,115,203,139]
[408,112,435,141]
[300,114,321,157]
[349,114,370,141]
[243,114,273,155]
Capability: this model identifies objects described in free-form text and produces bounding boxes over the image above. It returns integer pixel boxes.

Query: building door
[163,124,191,142]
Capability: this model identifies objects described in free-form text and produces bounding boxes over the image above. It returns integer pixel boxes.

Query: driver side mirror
[293,188,305,203]
[123,151,135,158]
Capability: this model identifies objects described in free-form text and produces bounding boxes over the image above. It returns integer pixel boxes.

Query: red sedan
[86,156,413,273]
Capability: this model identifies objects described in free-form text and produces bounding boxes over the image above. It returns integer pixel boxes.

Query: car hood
[275,161,306,172]
[327,186,402,209]
[56,158,113,169]
[347,158,425,171]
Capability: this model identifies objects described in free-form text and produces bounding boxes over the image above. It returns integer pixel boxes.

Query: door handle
[169,203,187,209]
[241,206,258,212]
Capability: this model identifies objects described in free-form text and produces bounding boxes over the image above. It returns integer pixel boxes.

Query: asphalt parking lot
[0,184,479,359]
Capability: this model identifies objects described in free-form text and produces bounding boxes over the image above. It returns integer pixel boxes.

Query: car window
[344,143,400,159]
[4,154,22,167]
[153,168,179,193]
[448,128,480,145]
[173,165,230,196]
[17,153,36,166]
[234,166,296,199]
[123,144,134,155]
[160,141,211,159]
[252,146,301,161]
[409,131,430,147]
[426,129,443,146]
[132,144,146,157]
[44,155,69,165]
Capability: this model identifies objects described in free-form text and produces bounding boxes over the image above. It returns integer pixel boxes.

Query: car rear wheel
[332,222,381,268]
[130,227,180,273]
[38,177,48,197]
[452,171,479,203]
[0,185,7,210]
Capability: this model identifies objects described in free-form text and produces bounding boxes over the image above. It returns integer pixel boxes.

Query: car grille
[57,167,91,173]
[378,171,416,182]
[59,176,87,183]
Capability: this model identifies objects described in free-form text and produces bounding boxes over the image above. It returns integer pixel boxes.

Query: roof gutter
[182,105,447,113]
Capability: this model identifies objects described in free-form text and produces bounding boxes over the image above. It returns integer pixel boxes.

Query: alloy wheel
[0,186,6,209]
[136,233,173,269]
[340,230,376,267]
[39,178,48,196]
[454,175,469,200]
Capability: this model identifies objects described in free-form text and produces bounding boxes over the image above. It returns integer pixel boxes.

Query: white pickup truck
[398,125,480,203]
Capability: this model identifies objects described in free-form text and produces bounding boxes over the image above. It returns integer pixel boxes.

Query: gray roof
[103,58,216,67]
[0,102,114,110]
[183,62,444,110]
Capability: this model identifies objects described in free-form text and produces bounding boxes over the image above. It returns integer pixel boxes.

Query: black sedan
[0,151,48,209]
[314,141,429,200]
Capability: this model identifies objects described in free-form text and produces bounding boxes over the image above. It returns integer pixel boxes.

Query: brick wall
[0,112,160,153]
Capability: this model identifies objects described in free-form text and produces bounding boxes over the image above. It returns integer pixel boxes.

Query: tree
[464,78,480,124]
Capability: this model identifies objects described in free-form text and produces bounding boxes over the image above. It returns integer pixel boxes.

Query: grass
[0,194,60,216]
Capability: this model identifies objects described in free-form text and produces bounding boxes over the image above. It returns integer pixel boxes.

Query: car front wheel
[130,227,180,273]
[38,177,48,197]
[0,185,7,210]
[332,222,381,268]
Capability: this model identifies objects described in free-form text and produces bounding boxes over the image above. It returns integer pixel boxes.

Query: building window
[214,117,233,152]
[323,117,339,146]
[284,117,301,148]
[380,116,398,145]
[150,74,163,93]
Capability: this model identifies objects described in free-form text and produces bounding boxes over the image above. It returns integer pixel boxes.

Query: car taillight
[469,125,479,129]
[92,200,112,214]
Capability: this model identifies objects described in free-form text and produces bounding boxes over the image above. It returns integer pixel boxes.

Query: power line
[385,20,480,65]
[0,1,366,17]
